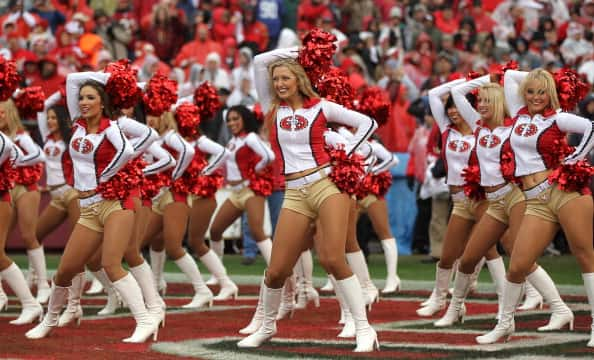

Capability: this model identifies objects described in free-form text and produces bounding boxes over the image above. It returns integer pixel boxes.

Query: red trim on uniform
[236,145,260,179]
[516,106,557,118]
[309,110,330,166]
[537,123,566,169]
[440,128,451,174]
[94,137,117,180]
[269,117,284,174]
[142,198,152,207]
[61,150,74,186]
[121,196,135,210]
[25,183,38,191]
[171,191,188,203]
[279,97,321,109]
[74,117,112,133]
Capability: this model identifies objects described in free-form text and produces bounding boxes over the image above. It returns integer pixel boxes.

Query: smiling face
[524,79,550,115]
[272,65,299,101]
[226,109,244,136]
[78,85,103,120]
[47,108,59,133]
[477,96,493,122]
[446,105,463,126]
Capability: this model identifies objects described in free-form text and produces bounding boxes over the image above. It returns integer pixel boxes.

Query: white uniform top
[504,70,594,176]
[195,135,228,176]
[429,78,476,186]
[225,132,275,182]
[254,47,377,175]
[142,142,176,176]
[0,132,22,166]
[453,75,513,186]
[117,116,158,158]
[13,132,45,168]
[69,118,134,191]
[161,130,195,181]
[37,91,67,186]
[335,127,398,174]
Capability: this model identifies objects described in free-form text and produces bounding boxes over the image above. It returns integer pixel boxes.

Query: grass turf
[8,252,584,285]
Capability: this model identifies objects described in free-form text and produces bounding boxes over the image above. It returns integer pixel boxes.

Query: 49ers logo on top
[479,134,501,148]
[71,137,94,154]
[515,123,538,137]
[447,140,471,152]
[44,146,61,157]
[279,115,308,131]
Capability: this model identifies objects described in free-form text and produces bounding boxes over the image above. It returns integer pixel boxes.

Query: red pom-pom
[142,172,170,200]
[0,56,20,102]
[248,166,274,197]
[143,72,178,116]
[173,150,210,196]
[548,160,594,194]
[193,172,224,198]
[466,71,482,80]
[461,165,485,200]
[97,157,144,200]
[315,67,354,108]
[356,86,390,126]
[252,102,264,123]
[541,138,574,170]
[175,102,201,139]
[104,59,142,109]
[0,160,17,192]
[328,146,365,195]
[500,149,520,184]
[298,28,337,85]
[14,86,45,119]
[554,68,590,111]
[14,163,43,186]
[370,171,392,198]
[193,81,221,120]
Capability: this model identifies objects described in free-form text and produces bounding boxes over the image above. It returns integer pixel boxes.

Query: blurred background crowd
[1,0,593,261]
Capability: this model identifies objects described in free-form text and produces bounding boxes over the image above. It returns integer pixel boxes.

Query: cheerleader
[477,69,594,345]
[237,47,378,352]
[0,98,48,304]
[185,114,237,301]
[141,103,219,309]
[0,128,43,325]
[417,79,496,317]
[208,105,276,267]
[436,75,570,329]
[26,73,159,342]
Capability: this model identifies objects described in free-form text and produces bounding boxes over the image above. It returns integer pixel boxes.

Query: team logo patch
[447,140,471,152]
[44,146,61,157]
[514,123,538,137]
[71,137,94,154]
[279,115,308,131]
[479,134,501,148]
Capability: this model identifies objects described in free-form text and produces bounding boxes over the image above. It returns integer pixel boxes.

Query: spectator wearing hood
[141,3,187,63]
[232,47,256,91]
[202,52,231,91]
[31,55,65,95]
[239,5,269,52]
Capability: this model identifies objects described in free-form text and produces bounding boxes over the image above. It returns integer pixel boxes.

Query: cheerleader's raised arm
[557,112,594,164]
[452,75,490,131]
[253,46,299,113]
[66,72,111,120]
[503,70,528,118]
[428,79,466,133]
[13,132,45,167]
[196,135,228,175]
[37,91,63,141]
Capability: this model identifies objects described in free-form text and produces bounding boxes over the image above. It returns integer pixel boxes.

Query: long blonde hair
[0,99,25,138]
[158,111,178,135]
[518,68,560,111]
[265,59,319,133]
[478,83,508,127]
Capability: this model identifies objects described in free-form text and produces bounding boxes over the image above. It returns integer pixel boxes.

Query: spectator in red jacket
[240,5,269,53]
[141,3,187,63]
[31,55,65,96]
[174,23,224,73]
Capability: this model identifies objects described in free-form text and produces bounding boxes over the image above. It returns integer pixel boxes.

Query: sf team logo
[447,140,471,152]
[71,138,94,154]
[479,134,501,148]
[44,146,61,157]
[279,115,308,131]
[514,123,538,137]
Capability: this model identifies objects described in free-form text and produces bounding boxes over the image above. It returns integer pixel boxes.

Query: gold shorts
[358,194,378,211]
[78,198,124,233]
[524,182,582,223]
[485,184,525,225]
[49,186,79,212]
[151,189,191,215]
[10,184,29,205]
[228,187,256,211]
[283,177,341,219]
[451,195,486,221]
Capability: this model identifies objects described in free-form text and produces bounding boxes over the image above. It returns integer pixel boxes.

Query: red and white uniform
[37,92,68,187]
[68,118,134,191]
[0,133,22,200]
[13,131,45,169]
[142,142,176,176]
[429,79,476,186]
[453,75,514,186]
[254,47,377,175]
[504,70,594,176]
[161,130,195,181]
[117,116,158,157]
[225,132,275,182]
[336,127,398,174]
[195,135,228,176]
